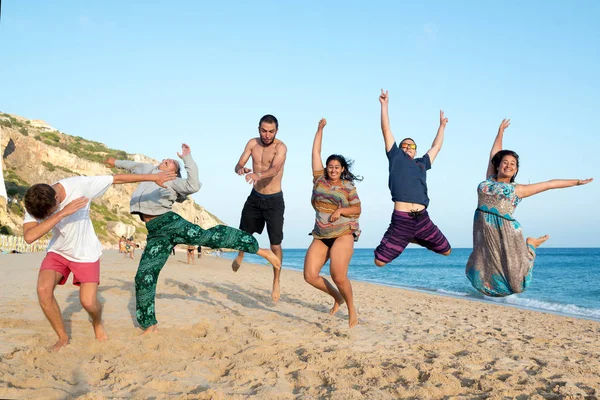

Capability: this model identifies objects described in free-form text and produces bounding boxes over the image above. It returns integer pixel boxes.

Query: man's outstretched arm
[106,158,155,174]
[426,110,448,164]
[380,89,396,153]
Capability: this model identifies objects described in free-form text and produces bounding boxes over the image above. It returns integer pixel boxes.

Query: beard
[260,137,275,146]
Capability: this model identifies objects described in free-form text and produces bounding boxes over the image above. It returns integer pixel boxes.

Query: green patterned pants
[135,212,259,328]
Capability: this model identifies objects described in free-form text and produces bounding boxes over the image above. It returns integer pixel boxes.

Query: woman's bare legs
[329,235,358,328]
[303,239,345,315]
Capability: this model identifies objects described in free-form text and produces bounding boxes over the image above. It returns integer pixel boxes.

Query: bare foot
[272,279,281,303]
[256,248,281,271]
[232,251,244,272]
[527,235,550,248]
[374,258,386,267]
[329,297,345,315]
[141,325,158,336]
[49,337,69,352]
[348,307,359,329]
[94,322,108,342]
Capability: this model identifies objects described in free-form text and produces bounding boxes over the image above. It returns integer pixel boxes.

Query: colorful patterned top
[311,170,361,239]
[476,175,521,218]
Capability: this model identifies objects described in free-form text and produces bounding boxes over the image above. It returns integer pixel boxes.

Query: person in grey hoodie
[106,144,281,335]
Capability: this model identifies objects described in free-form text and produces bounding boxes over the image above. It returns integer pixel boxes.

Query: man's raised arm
[380,89,396,153]
[166,143,201,196]
[426,110,448,164]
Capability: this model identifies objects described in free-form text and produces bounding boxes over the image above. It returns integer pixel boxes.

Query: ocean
[220,247,600,321]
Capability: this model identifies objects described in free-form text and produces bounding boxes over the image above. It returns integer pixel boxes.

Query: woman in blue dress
[466,119,593,297]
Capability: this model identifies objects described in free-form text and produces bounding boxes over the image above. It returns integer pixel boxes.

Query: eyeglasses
[401,143,417,150]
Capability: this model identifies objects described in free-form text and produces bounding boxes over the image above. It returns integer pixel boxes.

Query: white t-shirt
[23,176,114,262]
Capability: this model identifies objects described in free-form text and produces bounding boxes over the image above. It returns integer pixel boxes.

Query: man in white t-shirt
[23,171,176,351]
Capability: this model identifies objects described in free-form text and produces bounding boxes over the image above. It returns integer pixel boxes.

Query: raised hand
[440,110,448,128]
[576,178,594,186]
[236,167,252,176]
[177,143,191,158]
[499,119,511,133]
[379,89,389,105]
[60,196,89,217]
[154,171,178,187]
[318,118,327,131]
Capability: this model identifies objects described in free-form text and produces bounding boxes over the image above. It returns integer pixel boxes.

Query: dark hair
[259,114,278,130]
[324,154,363,183]
[491,150,520,182]
[24,184,57,220]
[400,137,417,146]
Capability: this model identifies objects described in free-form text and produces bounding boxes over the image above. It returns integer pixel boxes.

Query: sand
[1,250,599,399]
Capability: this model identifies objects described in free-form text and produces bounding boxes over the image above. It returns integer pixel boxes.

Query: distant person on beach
[23,171,177,351]
[118,236,126,253]
[197,246,202,258]
[233,114,287,302]
[106,143,281,335]
[374,89,451,266]
[187,245,195,265]
[304,118,362,328]
[466,119,593,296]
[124,236,136,259]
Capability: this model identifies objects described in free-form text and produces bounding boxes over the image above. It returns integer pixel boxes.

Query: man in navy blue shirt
[374,89,451,266]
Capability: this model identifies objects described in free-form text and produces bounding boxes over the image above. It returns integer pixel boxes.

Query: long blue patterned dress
[466,176,536,297]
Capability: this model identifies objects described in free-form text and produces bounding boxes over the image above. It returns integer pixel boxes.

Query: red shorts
[40,252,100,286]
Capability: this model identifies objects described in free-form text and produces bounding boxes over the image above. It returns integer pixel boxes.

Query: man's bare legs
[232,245,283,302]
[270,244,283,302]
[37,270,70,351]
[79,282,108,342]
[232,250,244,272]
[304,240,345,316]
[329,235,358,328]
[255,248,281,271]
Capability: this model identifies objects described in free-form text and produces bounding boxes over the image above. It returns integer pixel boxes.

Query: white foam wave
[436,289,469,297]
[487,295,600,320]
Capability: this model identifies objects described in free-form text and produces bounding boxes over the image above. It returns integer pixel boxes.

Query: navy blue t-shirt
[387,143,432,207]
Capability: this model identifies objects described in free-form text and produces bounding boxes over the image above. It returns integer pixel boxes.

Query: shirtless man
[107,144,281,334]
[233,114,287,302]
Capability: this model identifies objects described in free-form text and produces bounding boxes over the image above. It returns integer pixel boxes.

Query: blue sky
[2,0,599,248]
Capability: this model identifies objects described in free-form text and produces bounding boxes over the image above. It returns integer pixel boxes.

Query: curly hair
[24,184,58,220]
[491,150,520,182]
[324,154,363,184]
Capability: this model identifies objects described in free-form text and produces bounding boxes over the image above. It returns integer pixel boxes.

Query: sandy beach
[1,250,599,399]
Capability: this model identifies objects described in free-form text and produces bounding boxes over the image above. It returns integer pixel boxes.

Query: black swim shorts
[239,189,285,245]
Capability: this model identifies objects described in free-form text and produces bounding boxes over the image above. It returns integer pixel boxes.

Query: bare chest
[251,146,278,167]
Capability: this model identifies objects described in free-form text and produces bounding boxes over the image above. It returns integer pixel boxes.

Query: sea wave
[486,295,600,320]
[436,289,469,297]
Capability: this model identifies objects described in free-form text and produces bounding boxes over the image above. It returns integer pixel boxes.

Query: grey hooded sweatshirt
[115,154,201,219]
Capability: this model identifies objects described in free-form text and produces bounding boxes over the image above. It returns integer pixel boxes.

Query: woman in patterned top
[466,119,593,296]
[304,118,362,328]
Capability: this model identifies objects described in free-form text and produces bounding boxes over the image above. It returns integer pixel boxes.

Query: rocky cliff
[0,112,224,245]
